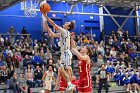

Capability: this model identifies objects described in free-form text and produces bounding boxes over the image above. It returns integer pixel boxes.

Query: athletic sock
[68,82,72,86]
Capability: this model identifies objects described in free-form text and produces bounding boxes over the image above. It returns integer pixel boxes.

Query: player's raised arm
[71,37,89,61]
[43,13,60,30]
[44,22,60,38]
[42,71,47,82]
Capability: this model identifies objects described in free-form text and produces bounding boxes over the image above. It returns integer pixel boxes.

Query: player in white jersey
[42,65,55,93]
[43,13,75,92]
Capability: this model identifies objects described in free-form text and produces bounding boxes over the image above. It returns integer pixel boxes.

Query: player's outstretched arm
[71,37,89,61]
[44,22,60,38]
[42,71,47,83]
[42,13,60,30]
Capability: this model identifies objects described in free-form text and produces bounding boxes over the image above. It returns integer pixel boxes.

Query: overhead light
[61,1,65,2]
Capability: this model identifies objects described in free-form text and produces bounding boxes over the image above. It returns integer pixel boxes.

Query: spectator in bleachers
[7,65,15,80]
[124,54,131,67]
[130,69,140,93]
[121,38,126,45]
[105,48,110,60]
[113,69,122,86]
[22,26,28,39]
[108,36,113,45]
[33,39,38,48]
[0,66,8,84]
[40,49,45,60]
[83,37,89,44]
[6,46,13,57]
[25,64,34,75]
[32,53,43,67]
[0,57,4,67]
[110,47,117,58]
[4,37,10,46]
[123,73,131,92]
[18,73,28,93]
[26,69,35,88]
[12,52,22,68]
[0,34,4,44]
[97,54,104,66]
[34,66,43,87]
[113,37,120,49]
[8,26,16,44]
[97,43,104,56]
[9,73,20,93]
[123,31,129,41]
[26,35,32,46]
[130,42,137,52]
[111,31,116,37]
[45,48,52,61]
[23,55,32,68]
[5,53,12,68]
[22,47,32,57]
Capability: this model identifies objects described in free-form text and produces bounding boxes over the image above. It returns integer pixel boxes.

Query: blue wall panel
[0,1,100,40]
[103,7,136,36]
[0,3,42,40]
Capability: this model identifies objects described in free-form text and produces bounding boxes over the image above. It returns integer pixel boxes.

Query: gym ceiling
[1,0,140,10]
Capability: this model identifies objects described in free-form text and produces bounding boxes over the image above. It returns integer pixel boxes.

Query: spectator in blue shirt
[32,53,43,67]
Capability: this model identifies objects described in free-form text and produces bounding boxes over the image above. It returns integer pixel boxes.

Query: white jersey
[45,71,54,84]
[59,28,71,52]
[57,27,72,66]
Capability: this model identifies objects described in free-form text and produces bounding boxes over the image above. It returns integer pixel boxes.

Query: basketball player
[43,15,75,92]
[55,67,73,93]
[42,65,55,93]
[71,36,92,93]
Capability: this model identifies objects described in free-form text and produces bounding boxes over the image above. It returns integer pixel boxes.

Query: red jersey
[78,60,91,77]
[60,75,67,91]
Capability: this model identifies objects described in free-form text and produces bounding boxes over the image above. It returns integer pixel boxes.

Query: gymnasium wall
[103,7,136,36]
[0,1,100,41]
[0,3,42,40]
[0,1,137,41]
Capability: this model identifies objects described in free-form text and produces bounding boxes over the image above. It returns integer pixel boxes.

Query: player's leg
[59,65,71,83]
[44,84,51,93]
[59,80,67,93]
[65,67,73,81]
[60,52,75,92]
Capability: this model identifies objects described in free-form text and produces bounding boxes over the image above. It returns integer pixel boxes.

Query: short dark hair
[68,21,75,31]
[47,64,54,71]
[100,64,105,67]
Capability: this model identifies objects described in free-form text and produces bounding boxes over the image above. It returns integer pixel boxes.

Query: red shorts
[59,80,67,91]
[77,75,92,92]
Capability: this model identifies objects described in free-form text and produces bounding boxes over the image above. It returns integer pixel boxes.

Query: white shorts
[60,50,72,67]
[44,83,51,90]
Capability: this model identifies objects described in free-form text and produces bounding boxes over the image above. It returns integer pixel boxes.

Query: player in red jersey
[71,36,93,93]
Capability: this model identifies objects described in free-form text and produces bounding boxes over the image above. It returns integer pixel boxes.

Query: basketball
[40,3,51,13]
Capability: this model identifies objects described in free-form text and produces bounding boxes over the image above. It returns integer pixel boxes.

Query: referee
[96,64,109,93]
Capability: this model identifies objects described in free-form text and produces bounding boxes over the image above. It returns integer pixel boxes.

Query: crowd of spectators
[0,27,140,93]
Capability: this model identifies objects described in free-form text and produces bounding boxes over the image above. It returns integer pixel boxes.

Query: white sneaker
[130,90,133,93]
[65,84,75,92]
[127,88,129,91]
[135,90,138,93]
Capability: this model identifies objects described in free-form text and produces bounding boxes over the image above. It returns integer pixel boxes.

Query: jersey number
[79,66,82,72]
